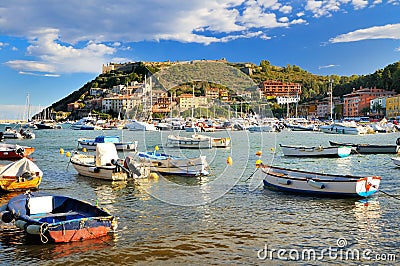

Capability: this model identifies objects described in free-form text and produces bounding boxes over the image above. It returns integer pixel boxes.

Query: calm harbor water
[0,125,399,265]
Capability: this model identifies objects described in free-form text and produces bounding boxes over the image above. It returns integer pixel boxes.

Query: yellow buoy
[226,156,233,165]
[149,172,159,179]
[154,145,159,151]
[82,148,87,152]
[59,148,64,154]
[256,150,262,157]
[255,159,263,168]
[270,147,275,153]
[65,151,71,157]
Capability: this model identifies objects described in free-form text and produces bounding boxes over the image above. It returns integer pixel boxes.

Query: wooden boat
[137,151,209,176]
[191,134,231,148]
[260,164,381,197]
[0,143,35,160]
[70,143,149,181]
[279,144,352,158]
[329,140,400,154]
[0,192,117,243]
[166,134,212,149]
[0,157,42,191]
[78,135,138,151]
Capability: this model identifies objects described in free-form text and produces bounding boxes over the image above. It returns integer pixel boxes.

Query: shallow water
[0,126,399,265]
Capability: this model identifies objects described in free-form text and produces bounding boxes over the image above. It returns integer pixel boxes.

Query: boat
[191,134,231,148]
[392,157,400,167]
[2,126,22,139]
[329,140,400,154]
[78,136,138,151]
[319,122,368,135]
[0,143,35,160]
[0,157,42,191]
[137,151,209,176]
[260,164,381,197]
[166,134,212,149]
[279,144,352,158]
[70,113,102,130]
[0,191,118,243]
[125,120,157,131]
[35,120,61,129]
[70,143,149,181]
[19,128,35,139]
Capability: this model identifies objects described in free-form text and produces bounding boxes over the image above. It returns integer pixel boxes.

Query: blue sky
[0,0,399,119]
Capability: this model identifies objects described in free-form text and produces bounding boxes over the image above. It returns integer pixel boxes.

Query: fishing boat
[78,135,138,151]
[0,157,42,191]
[0,192,118,243]
[329,140,400,154]
[260,164,381,197]
[166,134,212,149]
[0,143,35,160]
[70,143,149,181]
[137,151,209,176]
[191,134,231,148]
[279,144,352,158]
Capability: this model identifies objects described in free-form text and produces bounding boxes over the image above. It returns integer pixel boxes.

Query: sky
[0,0,399,120]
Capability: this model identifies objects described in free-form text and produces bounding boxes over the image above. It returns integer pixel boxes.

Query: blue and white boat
[78,135,138,151]
[260,164,381,197]
[137,151,209,176]
[0,191,118,243]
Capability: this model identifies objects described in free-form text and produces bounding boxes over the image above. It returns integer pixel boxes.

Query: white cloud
[319,64,340,69]
[279,5,293,14]
[5,28,115,74]
[329,23,400,43]
[395,47,400,52]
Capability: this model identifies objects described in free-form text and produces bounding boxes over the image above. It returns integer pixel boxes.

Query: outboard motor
[124,156,142,177]
[0,132,3,142]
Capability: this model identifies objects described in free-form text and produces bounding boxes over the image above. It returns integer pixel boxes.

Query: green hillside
[34,60,400,120]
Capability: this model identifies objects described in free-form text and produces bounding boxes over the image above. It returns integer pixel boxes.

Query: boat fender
[396,137,400,146]
[15,219,28,229]
[0,211,14,223]
[277,178,292,185]
[26,224,42,235]
[307,179,325,189]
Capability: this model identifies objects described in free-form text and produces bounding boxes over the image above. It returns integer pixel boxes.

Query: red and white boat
[0,143,35,160]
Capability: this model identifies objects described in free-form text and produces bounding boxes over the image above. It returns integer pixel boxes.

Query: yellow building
[386,95,400,118]
[178,94,208,110]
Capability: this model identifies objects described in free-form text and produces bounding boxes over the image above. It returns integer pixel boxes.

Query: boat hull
[261,165,380,197]
[0,144,34,160]
[329,141,399,154]
[280,144,351,158]
[0,175,42,191]
[137,152,209,176]
[2,192,117,243]
[167,135,212,149]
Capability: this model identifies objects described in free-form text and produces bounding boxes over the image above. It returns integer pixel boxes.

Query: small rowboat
[0,143,35,160]
[329,140,400,154]
[0,192,118,243]
[191,134,231,148]
[166,134,212,149]
[279,144,351,158]
[0,157,42,191]
[137,151,209,176]
[260,164,380,197]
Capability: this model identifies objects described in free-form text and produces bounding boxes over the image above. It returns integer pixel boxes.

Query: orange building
[343,87,395,117]
[259,80,302,97]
